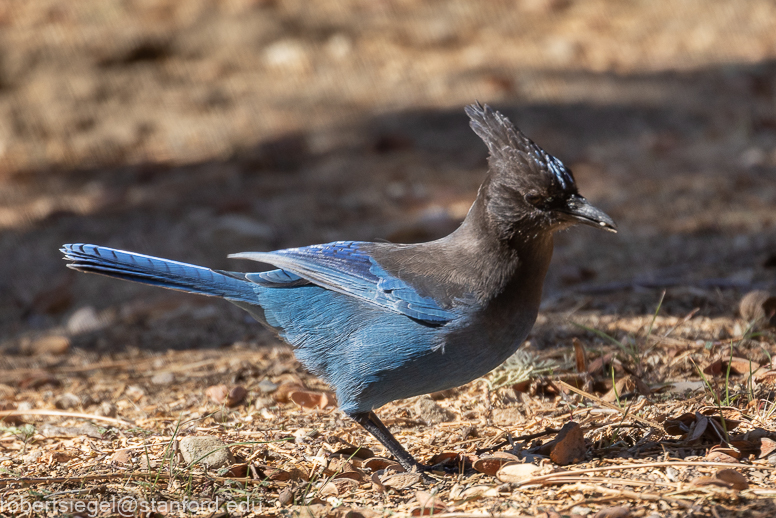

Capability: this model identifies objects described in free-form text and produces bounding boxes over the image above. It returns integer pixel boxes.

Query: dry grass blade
[0,409,134,427]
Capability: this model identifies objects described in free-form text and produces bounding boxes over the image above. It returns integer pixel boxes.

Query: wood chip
[496,463,541,483]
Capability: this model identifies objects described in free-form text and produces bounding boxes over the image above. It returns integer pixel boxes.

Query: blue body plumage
[62,103,616,473]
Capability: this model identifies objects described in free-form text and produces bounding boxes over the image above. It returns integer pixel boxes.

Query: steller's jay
[62,103,616,473]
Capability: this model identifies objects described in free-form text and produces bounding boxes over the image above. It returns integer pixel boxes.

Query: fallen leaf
[573,338,587,373]
[363,457,402,472]
[704,357,759,376]
[289,390,331,409]
[496,462,540,483]
[110,449,131,465]
[587,353,614,374]
[602,375,650,402]
[427,451,462,467]
[691,476,732,489]
[223,463,249,477]
[226,385,247,407]
[333,446,375,460]
[760,437,776,458]
[274,381,305,403]
[381,471,422,489]
[371,472,385,493]
[320,478,359,496]
[459,484,499,499]
[549,422,586,465]
[278,487,294,506]
[473,456,517,476]
[715,469,749,490]
[593,506,631,518]
[706,450,738,463]
[412,490,448,515]
[206,384,229,405]
[334,470,367,484]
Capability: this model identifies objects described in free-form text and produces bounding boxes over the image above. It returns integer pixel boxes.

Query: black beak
[561,195,617,233]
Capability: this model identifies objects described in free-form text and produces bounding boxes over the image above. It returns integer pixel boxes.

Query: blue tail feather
[61,244,258,304]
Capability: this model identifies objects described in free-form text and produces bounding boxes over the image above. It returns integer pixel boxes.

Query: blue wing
[230,241,456,324]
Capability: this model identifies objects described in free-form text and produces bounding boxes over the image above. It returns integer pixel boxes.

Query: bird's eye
[525,192,543,207]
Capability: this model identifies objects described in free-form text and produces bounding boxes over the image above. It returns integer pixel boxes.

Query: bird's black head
[465,102,616,241]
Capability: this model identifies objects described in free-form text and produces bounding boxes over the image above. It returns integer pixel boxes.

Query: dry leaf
[274,381,305,403]
[289,390,332,409]
[593,506,631,518]
[428,451,460,466]
[691,476,733,489]
[412,490,448,515]
[333,446,375,460]
[573,338,587,373]
[206,384,229,405]
[459,484,499,499]
[381,471,422,489]
[602,375,650,402]
[278,487,294,506]
[110,449,131,465]
[473,456,517,476]
[371,472,385,494]
[363,457,402,472]
[226,385,247,407]
[321,478,359,496]
[334,470,367,484]
[496,462,540,483]
[704,357,759,376]
[760,437,776,458]
[706,450,738,463]
[549,422,586,465]
[223,463,249,477]
[715,469,749,490]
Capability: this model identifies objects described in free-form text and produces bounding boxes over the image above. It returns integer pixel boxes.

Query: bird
[62,103,616,474]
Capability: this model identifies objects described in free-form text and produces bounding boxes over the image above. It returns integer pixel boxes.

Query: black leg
[349,411,427,473]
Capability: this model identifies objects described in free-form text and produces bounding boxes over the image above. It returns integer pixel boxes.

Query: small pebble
[258,378,278,393]
[179,436,234,469]
[151,372,175,385]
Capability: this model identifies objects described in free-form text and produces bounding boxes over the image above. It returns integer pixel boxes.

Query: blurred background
[1,0,775,356]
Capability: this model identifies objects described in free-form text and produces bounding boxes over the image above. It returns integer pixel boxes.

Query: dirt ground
[1,1,776,516]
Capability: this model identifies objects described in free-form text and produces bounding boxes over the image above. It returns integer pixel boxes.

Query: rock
[54,392,80,410]
[414,397,455,424]
[257,378,278,393]
[263,39,310,72]
[179,436,234,469]
[66,306,108,334]
[151,372,175,385]
[96,401,117,418]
